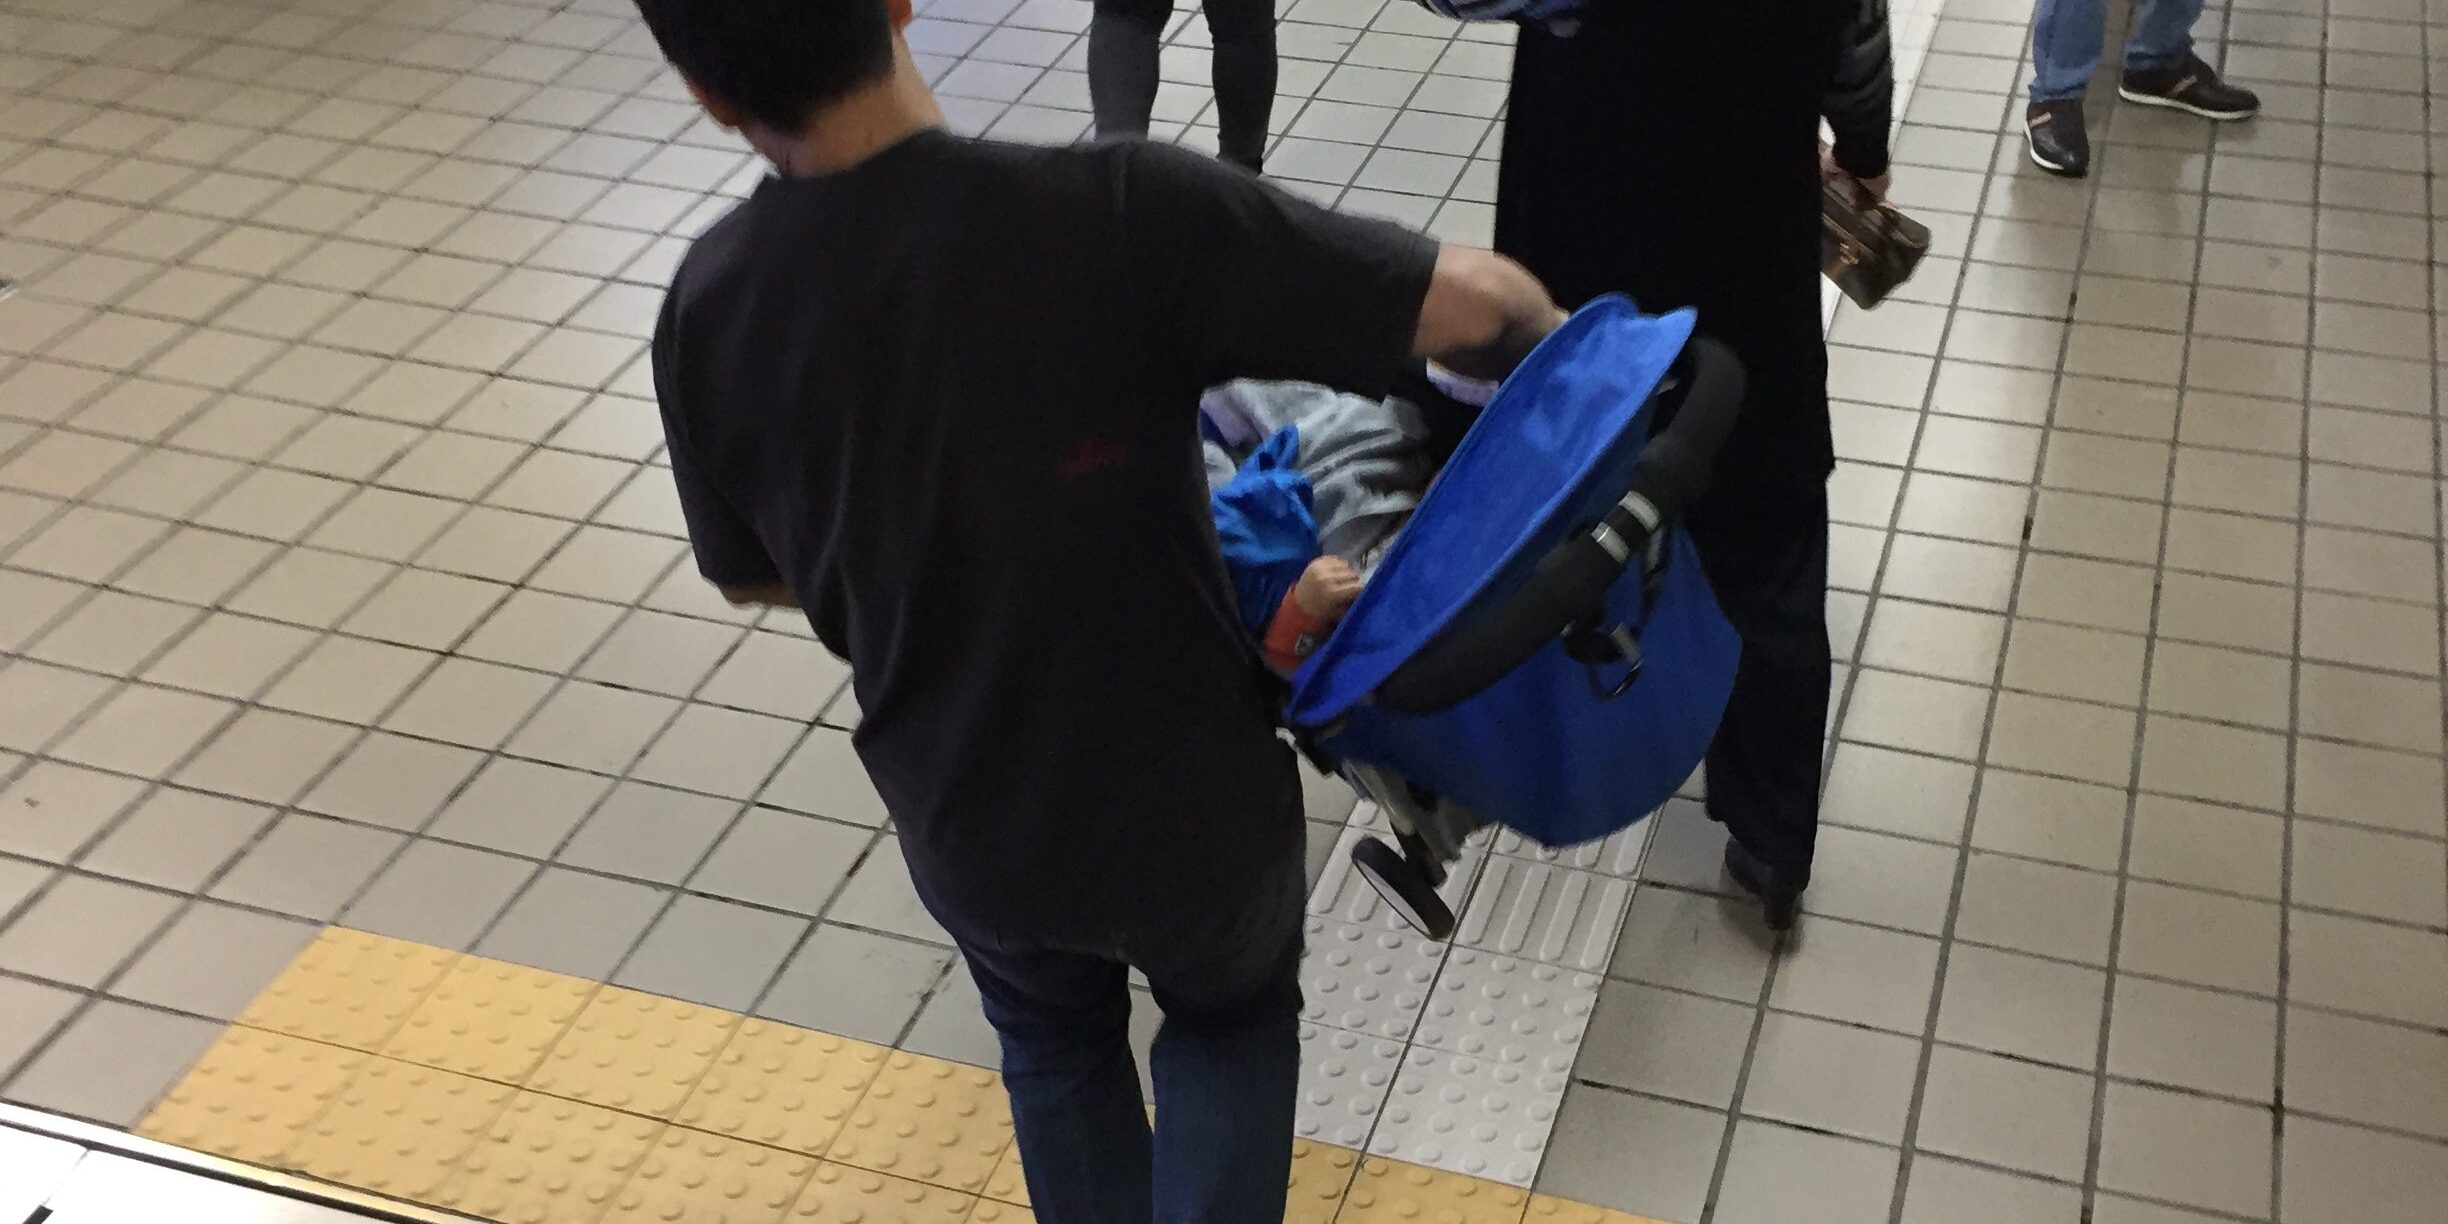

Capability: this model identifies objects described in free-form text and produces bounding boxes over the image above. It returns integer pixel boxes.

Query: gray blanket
[1199,381,1433,567]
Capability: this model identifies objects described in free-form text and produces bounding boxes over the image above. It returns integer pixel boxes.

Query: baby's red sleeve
[1262,586,1334,675]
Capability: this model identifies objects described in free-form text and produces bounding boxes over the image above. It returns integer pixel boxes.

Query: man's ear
[682,77,745,131]
[888,0,915,30]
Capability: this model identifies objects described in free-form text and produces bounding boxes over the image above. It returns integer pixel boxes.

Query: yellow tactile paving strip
[138,928,1664,1224]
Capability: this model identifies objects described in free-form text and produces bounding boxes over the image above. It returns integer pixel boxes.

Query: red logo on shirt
[1060,437,1127,478]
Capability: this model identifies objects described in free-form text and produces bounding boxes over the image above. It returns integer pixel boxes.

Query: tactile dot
[1343,1155,1532,1224]
[140,1027,367,1166]
[1301,916,1444,1040]
[1369,1047,1565,1185]
[674,1019,889,1158]
[823,1052,1012,1195]
[1413,950,1598,1072]
[1525,1194,1673,1224]
[981,1135,1029,1207]
[435,1092,666,1224]
[238,928,457,1051]
[384,957,599,1081]
[970,1202,1036,1224]
[603,1127,817,1224]
[283,1057,515,1201]
[1296,1021,1403,1149]
[529,986,741,1118]
[786,1162,975,1223]
[1287,1139,1364,1224]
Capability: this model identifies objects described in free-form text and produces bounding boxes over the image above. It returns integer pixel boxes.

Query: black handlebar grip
[1374,528,1622,715]
[1623,335,1746,521]
[1367,335,1748,718]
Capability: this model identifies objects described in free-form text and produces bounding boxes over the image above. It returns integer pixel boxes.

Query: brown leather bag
[1822,179,1930,309]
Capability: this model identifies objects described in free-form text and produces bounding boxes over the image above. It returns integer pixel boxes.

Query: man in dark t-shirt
[633,3,1564,1218]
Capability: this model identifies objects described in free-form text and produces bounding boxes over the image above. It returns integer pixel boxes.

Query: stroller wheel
[1352,835,1456,941]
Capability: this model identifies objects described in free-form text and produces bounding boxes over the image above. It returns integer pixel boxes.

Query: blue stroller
[1284,296,1746,939]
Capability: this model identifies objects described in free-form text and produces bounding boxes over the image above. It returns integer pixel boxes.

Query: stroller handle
[1372,335,1746,716]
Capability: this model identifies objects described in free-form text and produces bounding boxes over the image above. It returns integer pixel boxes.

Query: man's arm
[1414,245,1570,383]
[1127,144,1565,396]
[653,289,795,609]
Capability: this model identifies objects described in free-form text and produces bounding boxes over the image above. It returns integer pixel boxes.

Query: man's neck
[756,46,947,178]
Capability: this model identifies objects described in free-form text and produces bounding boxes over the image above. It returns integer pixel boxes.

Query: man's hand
[1413,246,1568,383]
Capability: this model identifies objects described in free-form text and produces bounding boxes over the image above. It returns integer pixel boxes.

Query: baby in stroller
[1202,370,1494,675]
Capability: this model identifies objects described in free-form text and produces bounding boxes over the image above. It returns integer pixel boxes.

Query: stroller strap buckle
[1564,620,1644,700]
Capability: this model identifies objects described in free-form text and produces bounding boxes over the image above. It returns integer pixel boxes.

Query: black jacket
[1496,0,1884,503]
[1825,0,1895,180]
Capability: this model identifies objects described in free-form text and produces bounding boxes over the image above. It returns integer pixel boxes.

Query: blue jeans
[927,854,1305,1224]
[2031,0,2203,102]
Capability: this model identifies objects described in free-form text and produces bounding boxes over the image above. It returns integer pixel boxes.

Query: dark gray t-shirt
[652,131,1435,936]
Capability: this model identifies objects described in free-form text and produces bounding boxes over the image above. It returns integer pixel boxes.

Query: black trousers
[1089,0,1276,170]
[1493,4,1839,877]
[1688,495,1832,873]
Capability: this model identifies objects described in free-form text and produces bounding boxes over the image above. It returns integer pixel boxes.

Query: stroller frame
[1343,762,1482,939]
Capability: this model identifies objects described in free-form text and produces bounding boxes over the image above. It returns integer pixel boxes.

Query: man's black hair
[634,0,899,135]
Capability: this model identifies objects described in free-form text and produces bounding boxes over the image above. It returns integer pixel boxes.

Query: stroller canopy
[1287,297,1695,728]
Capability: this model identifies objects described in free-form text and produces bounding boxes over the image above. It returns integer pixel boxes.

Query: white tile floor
[2,0,2448,1219]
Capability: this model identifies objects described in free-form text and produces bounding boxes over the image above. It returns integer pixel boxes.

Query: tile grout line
[0,333,467,1091]
[1671,3,1981,1219]
[1873,10,2113,1220]
[2264,0,2340,1217]
[3,34,891,1002]
[2072,0,2244,1212]
[0,173,775,1095]
[2429,25,2448,1166]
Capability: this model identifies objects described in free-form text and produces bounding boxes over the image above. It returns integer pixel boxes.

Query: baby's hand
[1294,556,1363,621]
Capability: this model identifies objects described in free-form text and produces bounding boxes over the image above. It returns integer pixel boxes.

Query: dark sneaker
[2025,99,2091,177]
[2120,55,2260,120]
[1723,839,1808,932]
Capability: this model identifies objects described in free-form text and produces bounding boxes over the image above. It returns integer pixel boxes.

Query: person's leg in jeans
[960,943,1156,1223]
[1136,850,1305,1224]
[2122,0,2205,73]
[1200,0,1279,172]
[1688,494,1832,910]
[2029,0,2107,102]
[1089,0,1171,141]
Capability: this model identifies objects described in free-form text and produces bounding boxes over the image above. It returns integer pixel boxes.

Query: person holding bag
[1428,0,1897,930]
